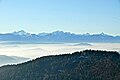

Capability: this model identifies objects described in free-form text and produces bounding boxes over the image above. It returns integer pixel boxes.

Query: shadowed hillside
[0,55,29,66]
[0,50,120,80]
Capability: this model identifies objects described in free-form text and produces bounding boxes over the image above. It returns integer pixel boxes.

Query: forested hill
[0,50,120,80]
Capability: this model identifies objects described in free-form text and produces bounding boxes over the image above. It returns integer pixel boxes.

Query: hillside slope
[0,50,120,80]
[0,55,29,66]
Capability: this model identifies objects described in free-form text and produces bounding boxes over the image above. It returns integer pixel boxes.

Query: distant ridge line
[0,30,120,43]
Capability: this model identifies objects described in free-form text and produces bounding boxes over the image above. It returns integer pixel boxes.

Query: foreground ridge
[0,50,120,80]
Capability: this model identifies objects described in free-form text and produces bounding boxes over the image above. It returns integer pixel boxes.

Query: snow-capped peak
[13,30,31,36]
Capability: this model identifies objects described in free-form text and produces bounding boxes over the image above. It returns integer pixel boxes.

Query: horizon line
[0,30,119,36]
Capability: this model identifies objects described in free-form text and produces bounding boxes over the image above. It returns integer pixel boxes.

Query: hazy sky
[0,0,120,35]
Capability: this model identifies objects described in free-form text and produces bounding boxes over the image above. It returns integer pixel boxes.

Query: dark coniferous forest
[0,50,120,80]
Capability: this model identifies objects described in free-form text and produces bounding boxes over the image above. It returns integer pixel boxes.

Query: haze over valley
[0,30,119,65]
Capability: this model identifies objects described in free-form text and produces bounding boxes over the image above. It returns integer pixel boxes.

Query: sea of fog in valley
[0,41,120,58]
[0,41,120,66]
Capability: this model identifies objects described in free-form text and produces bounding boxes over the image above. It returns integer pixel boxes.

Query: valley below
[0,41,120,66]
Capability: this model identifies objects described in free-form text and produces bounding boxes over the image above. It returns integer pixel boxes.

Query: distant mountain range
[0,30,120,43]
[0,55,29,66]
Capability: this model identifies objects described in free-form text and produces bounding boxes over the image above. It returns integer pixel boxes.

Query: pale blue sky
[0,0,120,35]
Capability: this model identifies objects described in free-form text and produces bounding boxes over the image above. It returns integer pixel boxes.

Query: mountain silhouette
[0,55,29,66]
[0,30,120,43]
[0,50,119,80]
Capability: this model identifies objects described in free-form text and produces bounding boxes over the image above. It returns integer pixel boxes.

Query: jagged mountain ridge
[0,30,120,42]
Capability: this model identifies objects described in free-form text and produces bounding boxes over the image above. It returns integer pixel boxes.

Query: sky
[0,0,120,35]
